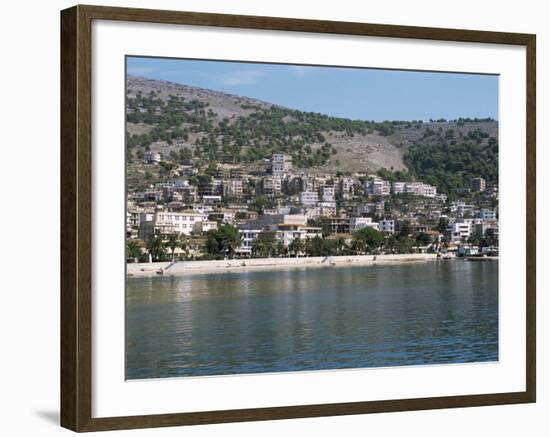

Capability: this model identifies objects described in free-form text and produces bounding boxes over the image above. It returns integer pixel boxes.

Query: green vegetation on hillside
[404,133,498,197]
[126,88,423,169]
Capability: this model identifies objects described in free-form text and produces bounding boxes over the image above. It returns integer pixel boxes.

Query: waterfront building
[447,220,473,243]
[154,211,208,236]
[237,228,263,256]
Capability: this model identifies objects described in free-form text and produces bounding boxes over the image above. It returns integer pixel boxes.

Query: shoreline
[127,253,439,277]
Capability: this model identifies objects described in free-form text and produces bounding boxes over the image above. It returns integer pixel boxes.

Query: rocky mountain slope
[126,75,498,179]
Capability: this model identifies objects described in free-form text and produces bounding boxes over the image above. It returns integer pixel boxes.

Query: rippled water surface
[126,261,498,379]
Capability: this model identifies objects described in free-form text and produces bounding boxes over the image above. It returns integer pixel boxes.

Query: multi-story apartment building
[480,208,497,220]
[222,178,244,199]
[319,201,337,217]
[339,177,355,199]
[300,190,319,207]
[472,177,487,192]
[450,201,476,217]
[270,153,293,176]
[392,182,406,195]
[154,211,208,236]
[262,176,282,197]
[366,178,391,196]
[447,220,473,243]
[379,219,395,233]
[144,151,161,163]
[321,186,335,202]
[349,217,380,233]
[475,220,499,241]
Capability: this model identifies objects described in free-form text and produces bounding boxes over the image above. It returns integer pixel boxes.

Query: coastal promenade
[127,253,438,277]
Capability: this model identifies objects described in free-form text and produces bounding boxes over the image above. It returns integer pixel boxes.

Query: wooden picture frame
[61,4,536,432]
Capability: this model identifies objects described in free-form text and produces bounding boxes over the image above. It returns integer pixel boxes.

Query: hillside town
[126,152,499,263]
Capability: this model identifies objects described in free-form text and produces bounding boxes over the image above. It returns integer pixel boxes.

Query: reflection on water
[126,261,498,379]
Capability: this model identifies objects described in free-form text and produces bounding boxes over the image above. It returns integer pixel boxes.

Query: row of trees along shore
[126,221,501,263]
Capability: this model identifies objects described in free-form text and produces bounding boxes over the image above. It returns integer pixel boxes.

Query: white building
[321,186,335,202]
[421,184,437,198]
[275,225,323,248]
[154,211,208,236]
[222,179,243,199]
[300,191,319,207]
[447,220,473,243]
[450,201,476,217]
[379,219,396,233]
[480,208,497,220]
[193,220,219,234]
[144,151,161,163]
[237,229,263,256]
[319,202,337,217]
[349,217,380,233]
[201,195,222,206]
[283,214,308,226]
[340,177,355,199]
[262,176,282,197]
[435,194,448,203]
[368,178,391,196]
[392,182,406,195]
[270,153,293,176]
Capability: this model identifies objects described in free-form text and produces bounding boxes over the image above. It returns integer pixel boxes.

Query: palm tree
[165,233,181,262]
[335,236,347,255]
[303,237,312,257]
[289,237,304,258]
[126,240,142,263]
[146,235,166,262]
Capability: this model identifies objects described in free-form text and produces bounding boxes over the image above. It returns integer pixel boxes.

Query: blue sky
[127,56,498,122]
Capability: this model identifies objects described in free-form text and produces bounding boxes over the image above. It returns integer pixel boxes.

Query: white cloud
[220,69,265,86]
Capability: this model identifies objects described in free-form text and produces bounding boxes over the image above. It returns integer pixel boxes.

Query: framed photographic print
[60,4,536,432]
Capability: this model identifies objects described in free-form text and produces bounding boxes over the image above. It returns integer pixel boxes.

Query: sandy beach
[127,253,439,277]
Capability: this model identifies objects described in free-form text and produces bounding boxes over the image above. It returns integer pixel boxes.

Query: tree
[437,217,449,234]
[276,240,287,257]
[396,237,414,254]
[126,240,142,263]
[146,235,166,262]
[481,228,498,247]
[384,235,399,253]
[353,227,384,253]
[415,232,432,247]
[334,236,348,255]
[398,220,413,238]
[306,236,324,257]
[289,237,304,257]
[249,195,275,214]
[252,232,277,258]
[165,233,182,261]
[205,225,242,259]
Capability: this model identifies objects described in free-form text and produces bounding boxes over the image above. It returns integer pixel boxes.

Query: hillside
[126,76,498,193]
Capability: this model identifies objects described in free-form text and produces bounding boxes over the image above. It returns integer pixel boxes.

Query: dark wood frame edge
[60,4,536,432]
